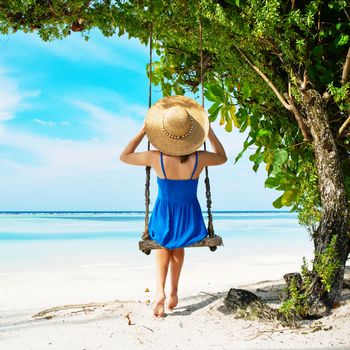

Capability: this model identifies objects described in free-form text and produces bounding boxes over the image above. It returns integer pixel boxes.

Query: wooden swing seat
[139,234,223,254]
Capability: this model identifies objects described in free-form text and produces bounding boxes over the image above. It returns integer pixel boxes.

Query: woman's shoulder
[147,150,161,166]
[196,150,227,166]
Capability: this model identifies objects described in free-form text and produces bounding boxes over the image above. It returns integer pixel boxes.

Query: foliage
[314,235,342,292]
[279,273,307,323]
[279,235,341,320]
[279,257,314,321]
[0,0,349,229]
[290,160,322,234]
[327,82,350,113]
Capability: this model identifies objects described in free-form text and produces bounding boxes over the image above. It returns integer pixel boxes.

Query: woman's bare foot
[167,293,178,310]
[153,293,166,318]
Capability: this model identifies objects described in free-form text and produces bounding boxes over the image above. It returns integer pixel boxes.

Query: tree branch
[341,46,350,86]
[301,69,309,90]
[236,47,292,111]
[338,116,350,139]
[285,94,312,141]
[183,52,213,88]
[338,46,350,138]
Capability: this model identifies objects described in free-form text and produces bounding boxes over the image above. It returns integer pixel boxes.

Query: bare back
[152,151,204,180]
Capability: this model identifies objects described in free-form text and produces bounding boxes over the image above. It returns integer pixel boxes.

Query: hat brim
[145,95,209,156]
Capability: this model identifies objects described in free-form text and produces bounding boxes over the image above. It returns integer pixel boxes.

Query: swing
[139,18,223,255]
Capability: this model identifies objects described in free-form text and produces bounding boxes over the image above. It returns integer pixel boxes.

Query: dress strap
[160,152,167,179]
[190,151,198,179]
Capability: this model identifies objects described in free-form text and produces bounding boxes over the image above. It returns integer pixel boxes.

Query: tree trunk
[301,89,350,311]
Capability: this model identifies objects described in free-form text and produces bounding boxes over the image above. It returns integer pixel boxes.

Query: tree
[0,0,349,318]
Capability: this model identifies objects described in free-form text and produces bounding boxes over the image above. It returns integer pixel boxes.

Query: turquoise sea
[0,211,313,271]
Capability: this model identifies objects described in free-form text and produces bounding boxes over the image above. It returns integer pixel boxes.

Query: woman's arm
[119,125,153,166]
[200,124,227,166]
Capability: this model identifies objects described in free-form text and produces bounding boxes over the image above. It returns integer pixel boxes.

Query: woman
[120,95,227,317]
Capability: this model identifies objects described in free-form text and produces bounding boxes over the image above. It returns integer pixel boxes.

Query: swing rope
[142,22,152,241]
[200,16,215,240]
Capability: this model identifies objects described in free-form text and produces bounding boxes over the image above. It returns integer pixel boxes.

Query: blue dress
[148,151,208,249]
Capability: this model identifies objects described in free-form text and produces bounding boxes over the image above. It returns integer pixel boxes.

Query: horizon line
[0,210,291,214]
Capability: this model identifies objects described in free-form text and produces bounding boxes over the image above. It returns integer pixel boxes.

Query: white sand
[1,250,350,350]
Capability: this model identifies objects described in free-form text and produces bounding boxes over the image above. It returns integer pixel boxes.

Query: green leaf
[229,105,240,128]
[256,129,272,141]
[251,152,263,172]
[220,113,225,125]
[272,195,283,209]
[204,89,217,102]
[209,84,225,102]
[335,33,349,47]
[237,108,250,132]
[173,85,185,95]
[225,116,233,132]
[311,45,323,58]
[209,104,221,122]
[320,70,334,85]
[241,84,252,99]
[163,82,172,96]
[265,176,280,188]
[281,190,297,206]
[274,149,288,167]
[234,137,254,164]
[208,102,220,114]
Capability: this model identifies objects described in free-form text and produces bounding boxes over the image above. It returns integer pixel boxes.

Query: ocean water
[0,211,301,240]
[0,211,313,272]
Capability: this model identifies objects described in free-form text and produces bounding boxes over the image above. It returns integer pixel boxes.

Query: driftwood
[32,301,118,319]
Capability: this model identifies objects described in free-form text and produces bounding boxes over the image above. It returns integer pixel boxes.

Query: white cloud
[33,118,57,126]
[32,118,70,127]
[0,97,148,179]
[71,99,145,142]
[0,70,21,121]
[0,69,40,121]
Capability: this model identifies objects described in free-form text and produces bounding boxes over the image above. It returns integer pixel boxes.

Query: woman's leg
[154,248,171,317]
[168,248,185,309]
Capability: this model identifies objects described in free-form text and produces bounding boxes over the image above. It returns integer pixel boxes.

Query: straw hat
[144,95,209,156]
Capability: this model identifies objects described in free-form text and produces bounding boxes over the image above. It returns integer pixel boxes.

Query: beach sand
[1,249,349,350]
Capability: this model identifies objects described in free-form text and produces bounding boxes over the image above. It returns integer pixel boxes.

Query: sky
[0,29,282,211]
